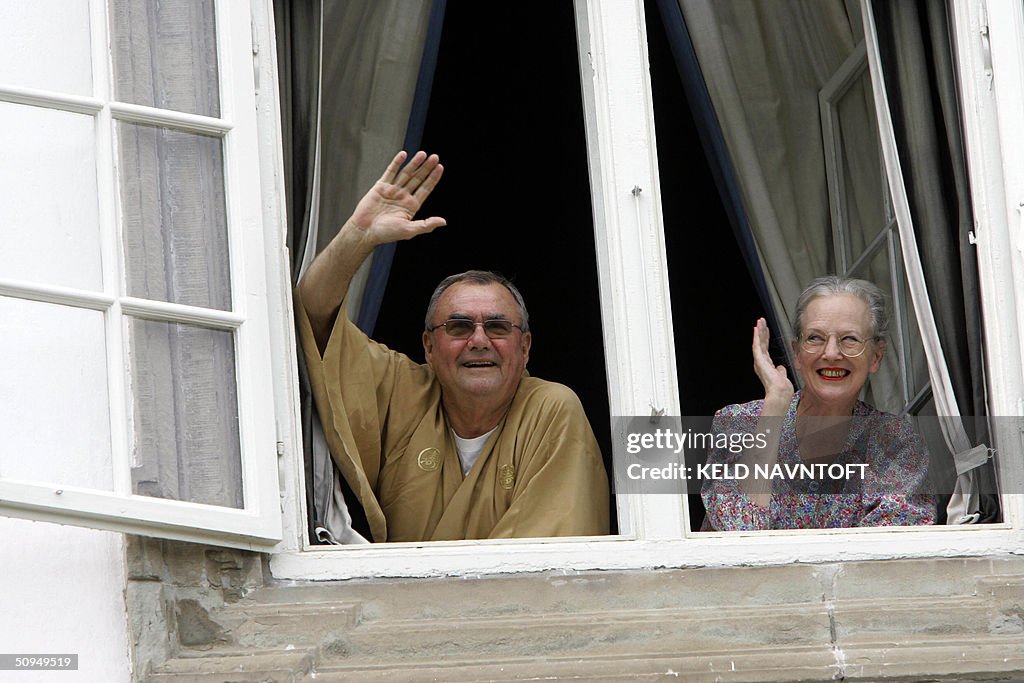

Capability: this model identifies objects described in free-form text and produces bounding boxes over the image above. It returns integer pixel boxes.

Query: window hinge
[276,441,285,457]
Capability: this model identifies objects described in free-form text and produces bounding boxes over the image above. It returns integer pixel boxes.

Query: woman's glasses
[800,331,873,358]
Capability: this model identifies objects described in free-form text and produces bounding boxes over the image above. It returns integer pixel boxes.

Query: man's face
[422,282,532,408]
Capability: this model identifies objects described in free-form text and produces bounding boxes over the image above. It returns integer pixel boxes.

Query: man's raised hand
[298,151,446,351]
[349,150,446,245]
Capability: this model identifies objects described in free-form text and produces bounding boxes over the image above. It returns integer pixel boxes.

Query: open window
[268,0,1024,580]
[278,0,616,545]
[646,0,1000,530]
[2,0,1022,579]
[0,0,281,548]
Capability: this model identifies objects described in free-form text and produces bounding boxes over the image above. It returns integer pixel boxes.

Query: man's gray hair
[793,275,890,341]
[424,270,530,332]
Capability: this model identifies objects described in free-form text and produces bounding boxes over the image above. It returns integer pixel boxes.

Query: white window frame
[0,0,281,548]
[820,40,930,414]
[949,0,1024,512]
[266,0,1024,581]
[6,0,1017,576]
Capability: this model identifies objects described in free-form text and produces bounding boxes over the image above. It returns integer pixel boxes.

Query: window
[2,0,1021,579]
[0,0,280,548]
[819,41,930,416]
[272,0,1024,579]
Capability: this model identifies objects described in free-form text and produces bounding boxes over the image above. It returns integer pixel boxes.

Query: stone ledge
[311,646,839,682]
[840,638,1024,680]
[310,638,1024,682]
[147,647,316,683]
[146,637,1024,683]
[325,603,832,663]
[833,595,995,642]
[137,556,1024,680]
[211,600,362,650]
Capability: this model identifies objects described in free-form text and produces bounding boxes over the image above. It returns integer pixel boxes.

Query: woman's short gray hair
[424,270,530,332]
[793,275,889,341]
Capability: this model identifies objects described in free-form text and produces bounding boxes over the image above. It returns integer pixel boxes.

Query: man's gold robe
[296,292,610,542]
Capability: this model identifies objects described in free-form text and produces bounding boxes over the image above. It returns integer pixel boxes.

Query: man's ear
[521,331,532,365]
[422,330,434,366]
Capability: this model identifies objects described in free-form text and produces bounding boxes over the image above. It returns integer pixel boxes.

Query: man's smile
[462,360,497,368]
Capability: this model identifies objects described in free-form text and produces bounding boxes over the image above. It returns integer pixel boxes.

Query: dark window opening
[644,0,768,530]
[372,1,616,532]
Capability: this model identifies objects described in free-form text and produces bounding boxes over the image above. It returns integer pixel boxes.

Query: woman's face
[792,293,884,414]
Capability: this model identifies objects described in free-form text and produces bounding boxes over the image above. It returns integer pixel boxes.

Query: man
[296,150,609,542]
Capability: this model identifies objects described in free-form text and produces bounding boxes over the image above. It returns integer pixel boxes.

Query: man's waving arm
[298,151,446,352]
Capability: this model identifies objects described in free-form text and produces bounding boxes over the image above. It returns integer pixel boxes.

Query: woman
[701,276,935,530]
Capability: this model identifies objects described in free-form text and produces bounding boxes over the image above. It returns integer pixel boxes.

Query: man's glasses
[427,319,525,339]
[800,331,873,358]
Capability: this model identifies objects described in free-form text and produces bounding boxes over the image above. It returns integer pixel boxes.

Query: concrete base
[131,545,1024,681]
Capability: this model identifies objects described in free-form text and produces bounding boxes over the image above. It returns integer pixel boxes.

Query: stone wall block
[126,535,164,581]
[127,580,172,681]
[978,575,1024,636]
[251,564,827,625]
[132,549,1024,680]
[216,601,362,650]
[320,605,833,665]
[148,648,317,682]
[205,548,261,603]
[832,557,995,601]
[174,598,230,650]
[833,596,992,643]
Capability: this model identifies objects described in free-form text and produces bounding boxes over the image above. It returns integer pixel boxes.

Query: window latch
[980,5,993,91]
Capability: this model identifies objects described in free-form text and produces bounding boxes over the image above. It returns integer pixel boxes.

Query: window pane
[891,237,930,403]
[0,0,92,95]
[835,71,887,266]
[0,103,102,291]
[109,0,220,118]
[128,318,242,508]
[117,122,231,310]
[0,297,113,490]
[850,242,903,413]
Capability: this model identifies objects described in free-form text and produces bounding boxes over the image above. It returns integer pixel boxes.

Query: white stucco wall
[0,518,130,682]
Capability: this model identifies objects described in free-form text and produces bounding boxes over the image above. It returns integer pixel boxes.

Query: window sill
[268,523,1023,581]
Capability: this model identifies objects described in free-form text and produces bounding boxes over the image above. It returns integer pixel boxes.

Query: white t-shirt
[453,427,497,476]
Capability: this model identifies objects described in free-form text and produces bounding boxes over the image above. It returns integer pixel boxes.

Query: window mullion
[216,0,279,520]
[109,102,232,136]
[0,85,103,116]
[574,0,685,539]
[0,279,114,311]
[212,0,254,511]
[89,0,132,498]
[119,298,244,329]
[884,228,915,404]
[821,41,869,273]
[842,221,890,277]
